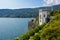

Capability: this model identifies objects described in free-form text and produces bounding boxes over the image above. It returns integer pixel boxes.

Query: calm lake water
[0,18,34,40]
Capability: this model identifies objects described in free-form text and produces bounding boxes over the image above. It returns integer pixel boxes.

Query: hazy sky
[0,0,60,9]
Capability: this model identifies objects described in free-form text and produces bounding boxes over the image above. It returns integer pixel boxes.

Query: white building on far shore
[39,9,50,25]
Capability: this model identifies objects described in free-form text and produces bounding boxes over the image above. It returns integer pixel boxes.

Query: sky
[0,0,60,9]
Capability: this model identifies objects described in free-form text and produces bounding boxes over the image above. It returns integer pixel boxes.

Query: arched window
[40,15,41,18]
[40,20,41,22]
[44,14,45,17]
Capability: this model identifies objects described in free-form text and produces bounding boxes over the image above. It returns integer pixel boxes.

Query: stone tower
[39,9,50,25]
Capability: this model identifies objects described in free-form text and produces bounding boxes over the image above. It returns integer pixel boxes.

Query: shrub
[29,36,35,40]
[20,33,30,40]
[34,27,40,33]
[50,10,60,16]
[33,33,40,40]
[14,37,19,40]
[28,29,35,36]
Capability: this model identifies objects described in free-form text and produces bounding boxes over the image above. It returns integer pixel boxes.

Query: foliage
[16,10,60,40]
[20,24,45,40]
[29,36,35,40]
[14,37,19,40]
[33,33,40,40]
[20,29,35,40]
[50,10,60,16]
[33,27,40,33]
[40,13,60,40]
[29,33,40,40]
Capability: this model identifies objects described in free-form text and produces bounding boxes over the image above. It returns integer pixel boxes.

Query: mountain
[0,4,60,18]
[0,8,38,18]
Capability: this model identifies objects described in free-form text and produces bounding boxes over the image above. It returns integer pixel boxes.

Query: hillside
[14,10,60,40]
[40,14,60,40]
[0,4,60,18]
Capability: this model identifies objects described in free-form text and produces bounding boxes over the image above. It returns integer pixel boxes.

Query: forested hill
[15,10,60,40]
[0,4,60,18]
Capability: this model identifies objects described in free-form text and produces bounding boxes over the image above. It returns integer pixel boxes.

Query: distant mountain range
[0,4,60,18]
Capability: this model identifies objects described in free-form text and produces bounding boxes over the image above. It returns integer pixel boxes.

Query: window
[40,15,41,19]
[44,14,45,17]
[40,20,41,22]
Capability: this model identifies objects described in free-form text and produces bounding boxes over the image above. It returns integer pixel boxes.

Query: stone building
[39,9,50,25]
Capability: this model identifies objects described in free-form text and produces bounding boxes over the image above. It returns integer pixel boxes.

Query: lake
[0,18,34,40]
